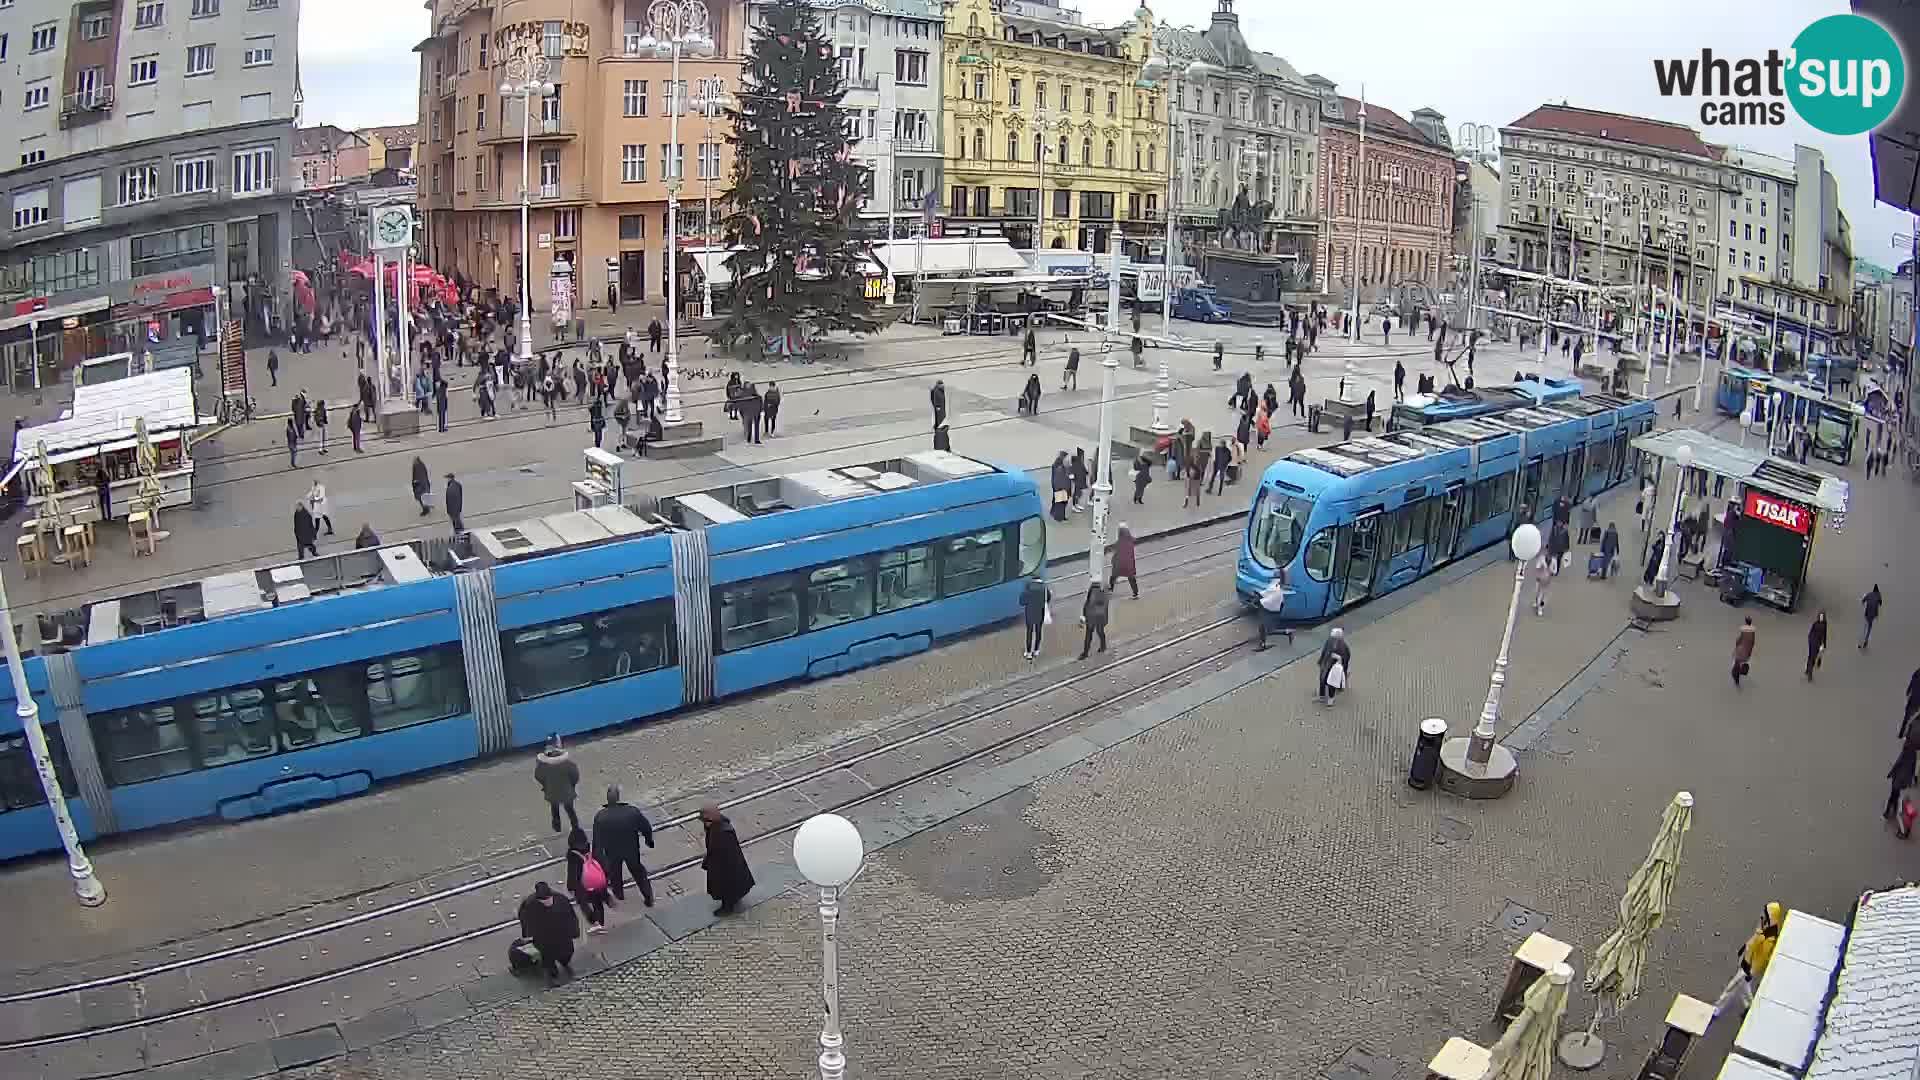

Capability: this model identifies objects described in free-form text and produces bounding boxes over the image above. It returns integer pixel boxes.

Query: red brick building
[1308,81,1455,305]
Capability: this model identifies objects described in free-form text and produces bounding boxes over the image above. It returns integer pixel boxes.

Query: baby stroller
[508,937,543,976]
[1586,553,1610,580]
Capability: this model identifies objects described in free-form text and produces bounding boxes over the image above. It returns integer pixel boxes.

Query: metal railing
[60,86,114,117]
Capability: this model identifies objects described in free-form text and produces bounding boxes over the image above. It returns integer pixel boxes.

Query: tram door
[1326,511,1382,613]
[1610,432,1630,485]
[1432,483,1465,566]
[1521,459,1544,521]
[1568,445,1587,501]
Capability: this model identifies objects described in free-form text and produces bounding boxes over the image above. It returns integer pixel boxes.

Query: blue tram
[1236,395,1658,619]
[1385,376,1582,432]
[1714,364,1773,417]
[0,453,1046,860]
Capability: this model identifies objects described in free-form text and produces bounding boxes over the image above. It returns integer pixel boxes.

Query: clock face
[374,208,412,248]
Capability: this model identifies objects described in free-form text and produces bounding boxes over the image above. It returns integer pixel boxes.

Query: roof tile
[1804,885,1920,1080]
[1506,104,1719,161]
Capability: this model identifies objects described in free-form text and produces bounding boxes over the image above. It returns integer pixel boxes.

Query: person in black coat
[700,804,755,916]
[1885,733,1919,821]
[591,785,656,906]
[647,319,664,352]
[411,456,430,515]
[1049,451,1070,521]
[444,473,465,533]
[565,826,613,932]
[1804,611,1828,681]
[931,379,947,428]
[515,881,580,984]
[1020,576,1049,660]
[293,503,319,559]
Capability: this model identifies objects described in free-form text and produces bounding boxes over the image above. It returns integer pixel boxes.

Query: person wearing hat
[1713,902,1784,1020]
[444,472,465,534]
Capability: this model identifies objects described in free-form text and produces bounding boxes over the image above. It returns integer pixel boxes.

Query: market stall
[13,367,200,524]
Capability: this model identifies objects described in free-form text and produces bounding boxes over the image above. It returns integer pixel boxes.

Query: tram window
[717,575,803,651]
[0,728,76,811]
[1387,505,1414,557]
[877,545,937,613]
[503,601,677,702]
[367,646,470,732]
[941,528,1005,596]
[94,705,195,785]
[1541,454,1566,507]
[1303,529,1334,581]
[1407,499,1432,550]
[271,672,365,748]
[808,558,876,630]
[188,688,277,768]
[1248,491,1310,568]
[1017,516,1045,576]
[1590,438,1611,482]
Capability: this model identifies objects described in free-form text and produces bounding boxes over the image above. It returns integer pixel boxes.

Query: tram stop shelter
[1631,428,1849,613]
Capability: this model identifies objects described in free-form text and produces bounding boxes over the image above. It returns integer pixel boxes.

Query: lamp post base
[1556,1031,1606,1071]
[1436,736,1517,799]
[1629,584,1682,622]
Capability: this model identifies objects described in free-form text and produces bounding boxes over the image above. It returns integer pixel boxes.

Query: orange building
[415,0,746,314]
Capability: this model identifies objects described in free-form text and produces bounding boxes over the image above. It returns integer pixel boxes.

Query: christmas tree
[711,0,878,355]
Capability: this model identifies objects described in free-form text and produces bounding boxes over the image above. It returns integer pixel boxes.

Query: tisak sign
[1744,490,1811,535]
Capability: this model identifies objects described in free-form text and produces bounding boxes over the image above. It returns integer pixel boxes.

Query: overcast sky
[300,0,1912,269]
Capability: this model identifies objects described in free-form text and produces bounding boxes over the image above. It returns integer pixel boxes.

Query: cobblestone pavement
[263,438,1907,1080]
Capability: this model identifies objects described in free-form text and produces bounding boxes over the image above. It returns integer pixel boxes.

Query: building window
[136,2,165,28]
[187,44,216,75]
[474,155,485,191]
[231,145,274,195]
[554,209,577,240]
[476,94,486,130]
[11,189,50,230]
[29,22,55,52]
[1009,78,1020,108]
[972,129,984,159]
[623,79,646,117]
[173,156,214,194]
[1104,140,1115,167]
[1007,132,1018,161]
[541,20,563,59]
[896,50,927,85]
[621,144,645,182]
[244,36,274,66]
[131,224,215,275]
[542,148,561,189]
[191,0,219,13]
[1759,255,1767,273]
[23,83,50,111]
[1107,90,1117,116]
[119,165,160,205]
[618,213,642,240]
[697,141,720,179]
[129,56,160,86]
[972,73,985,100]
[1758,227,1766,244]
[81,13,111,39]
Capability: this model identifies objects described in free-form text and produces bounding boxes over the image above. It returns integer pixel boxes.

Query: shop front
[108,267,220,373]
[1721,488,1819,612]
[0,297,117,391]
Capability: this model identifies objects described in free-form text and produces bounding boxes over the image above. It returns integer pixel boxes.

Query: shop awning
[872,238,1030,276]
[114,287,216,317]
[1631,428,1850,513]
[15,368,200,463]
[0,295,111,334]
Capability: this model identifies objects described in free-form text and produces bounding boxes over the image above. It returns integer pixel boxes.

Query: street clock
[372,205,415,251]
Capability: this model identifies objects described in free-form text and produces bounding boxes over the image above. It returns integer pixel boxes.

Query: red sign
[132,274,196,295]
[1744,491,1811,535]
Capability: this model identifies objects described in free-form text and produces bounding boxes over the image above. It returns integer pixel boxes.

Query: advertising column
[550,257,575,344]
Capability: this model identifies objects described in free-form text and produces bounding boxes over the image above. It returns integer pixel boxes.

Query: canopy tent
[872,237,1030,276]
[687,246,884,290]
[13,369,200,464]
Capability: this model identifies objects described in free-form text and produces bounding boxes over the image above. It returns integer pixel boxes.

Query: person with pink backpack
[566,827,613,934]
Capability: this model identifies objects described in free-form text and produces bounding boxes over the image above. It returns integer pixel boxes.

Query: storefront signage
[1745,490,1811,535]
[493,21,591,58]
[132,275,196,296]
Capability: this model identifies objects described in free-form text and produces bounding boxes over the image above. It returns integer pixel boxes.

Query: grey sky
[298,0,1913,270]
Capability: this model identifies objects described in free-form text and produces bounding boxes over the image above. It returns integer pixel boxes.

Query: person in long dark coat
[1317,627,1352,705]
[931,379,947,429]
[1078,582,1109,659]
[1642,532,1665,587]
[1804,611,1828,681]
[700,803,754,916]
[444,473,465,534]
[1109,525,1139,598]
[1069,449,1089,512]
[293,502,319,559]
[1732,616,1756,687]
[1049,451,1070,522]
[515,881,580,984]
[411,456,431,515]
[1884,733,1919,821]
[591,784,657,906]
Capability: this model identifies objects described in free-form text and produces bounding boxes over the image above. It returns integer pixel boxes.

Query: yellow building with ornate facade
[941,0,1164,255]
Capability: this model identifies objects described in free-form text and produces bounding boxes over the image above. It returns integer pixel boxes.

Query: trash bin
[1408,717,1448,789]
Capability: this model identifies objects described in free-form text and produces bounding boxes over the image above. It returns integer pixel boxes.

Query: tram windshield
[1248,490,1313,568]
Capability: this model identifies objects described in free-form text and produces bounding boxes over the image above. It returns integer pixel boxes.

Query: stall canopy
[14,368,200,464]
[1630,429,1850,514]
[688,246,884,289]
[872,237,1030,276]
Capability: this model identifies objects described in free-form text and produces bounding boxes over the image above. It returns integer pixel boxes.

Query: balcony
[59,85,114,127]
[437,76,457,100]
[480,116,576,146]
[472,182,589,208]
[852,75,881,91]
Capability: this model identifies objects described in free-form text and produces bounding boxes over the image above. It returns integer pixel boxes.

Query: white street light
[1654,443,1692,597]
[498,45,555,371]
[1467,522,1542,768]
[1140,46,1211,436]
[794,813,865,1080]
[0,570,104,906]
[645,0,713,426]
[693,76,731,320]
[1087,226,1123,590]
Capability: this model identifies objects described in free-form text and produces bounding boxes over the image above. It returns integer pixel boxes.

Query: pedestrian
[1804,610,1828,680]
[434,378,449,433]
[1020,373,1043,416]
[1254,567,1293,650]
[1317,627,1351,705]
[1131,453,1152,504]
[348,404,365,453]
[1381,316,1391,345]
[1207,436,1231,496]
[445,472,465,534]
[1883,733,1919,822]
[313,399,329,454]
[94,467,111,522]
[1022,325,1037,366]
[591,784,657,906]
[613,396,631,447]
[411,456,431,516]
[1547,519,1571,576]
[1020,574,1050,660]
[1289,367,1306,417]
[1050,451,1070,521]
[1712,903,1783,1021]
[1212,341,1224,371]
[305,479,334,536]
[1642,532,1665,588]
[565,827,612,934]
[1729,615,1757,687]
[534,735,580,832]
[1599,522,1620,579]
[931,379,947,429]
[741,384,763,444]
[293,501,319,559]
[1069,449,1088,513]
[1184,434,1209,507]
[1078,582,1109,658]
[648,318,663,352]
[1364,389,1377,431]
[1531,553,1553,615]
[292,390,310,437]
[285,417,299,468]
[1393,360,1406,402]
[763,381,781,434]
[1109,525,1139,598]
[514,881,580,985]
[266,349,280,387]
[1063,347,1080,391]
[700,803,755,916]
[1861,585,1882,649]
[572,361,587,402]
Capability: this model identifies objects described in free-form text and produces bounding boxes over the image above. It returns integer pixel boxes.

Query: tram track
[0,594,1258,1049]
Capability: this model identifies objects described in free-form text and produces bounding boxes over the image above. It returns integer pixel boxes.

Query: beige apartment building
[416,0,745,314]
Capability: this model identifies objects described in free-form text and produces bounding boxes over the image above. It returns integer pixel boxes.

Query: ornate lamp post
[692,75,731,320]
[637,0,715,425]
[1140,42,1213,436]
[498,46,555,370]
[1435,523,1539,800]
[794,814,866,1080]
